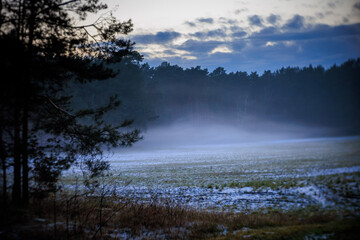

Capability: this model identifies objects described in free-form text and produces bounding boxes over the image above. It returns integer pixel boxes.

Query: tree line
[74,58,360,135]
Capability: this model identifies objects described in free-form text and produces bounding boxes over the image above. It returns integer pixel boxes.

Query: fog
[73,59,360,151]
[127,116,333,151]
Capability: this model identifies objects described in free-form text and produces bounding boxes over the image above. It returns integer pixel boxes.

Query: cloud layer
[131,13,360,72]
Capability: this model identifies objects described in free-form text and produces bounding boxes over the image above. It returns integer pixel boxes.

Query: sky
[100,0,360,73]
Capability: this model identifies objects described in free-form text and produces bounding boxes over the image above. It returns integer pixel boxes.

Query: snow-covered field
[88,137,360,212]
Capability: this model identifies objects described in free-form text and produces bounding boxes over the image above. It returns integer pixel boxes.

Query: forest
[73,58,360,135]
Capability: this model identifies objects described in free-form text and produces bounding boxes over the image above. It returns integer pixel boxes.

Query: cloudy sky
[102,0,360,73]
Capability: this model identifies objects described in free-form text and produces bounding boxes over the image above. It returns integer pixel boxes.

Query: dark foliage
[0,0,142,206]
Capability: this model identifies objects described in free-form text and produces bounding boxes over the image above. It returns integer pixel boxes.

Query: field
[98,136,360,213]
[3,136,360,239]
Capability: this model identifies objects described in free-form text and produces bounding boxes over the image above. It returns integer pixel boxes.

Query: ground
[3,136,359,239]
[83,136,360,213]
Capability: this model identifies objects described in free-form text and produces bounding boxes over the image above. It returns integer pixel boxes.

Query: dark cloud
[283,15,305,30]
[256,27,279,35]
[324,11,334,16]
[230,25,244,32]
[248,15,263,27]
[198,18,214,24]
[163,49,176,55]
[251,23,360,42]
[267,14,281,24]
[229,40,247,51]
[185,21,196,27]
[316,13,324,19]
[328,2,336,9]
[354,2,360,10]
[133,31,181,44]
[219,18,238,25]
[227,19,238,25]
[177,40,223,54]
[190,29,227,39]
[232,31,247,38]
[234,8,248,15]
[185,18,215,27]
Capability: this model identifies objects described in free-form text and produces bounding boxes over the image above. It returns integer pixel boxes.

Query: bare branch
[82,26,104,54]
[57,0,78,8]
[43,95,75,118]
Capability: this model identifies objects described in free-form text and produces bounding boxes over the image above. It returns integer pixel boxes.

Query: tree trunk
[1,159,6,206]
[20,0,35,206]
[12,105,21,204]
[0,123,7,206]
[21,104,28,205]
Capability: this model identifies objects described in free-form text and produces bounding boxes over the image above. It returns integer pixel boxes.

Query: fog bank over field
[129,117,333,150]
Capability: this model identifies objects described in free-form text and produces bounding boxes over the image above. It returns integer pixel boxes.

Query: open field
[83,136,360,213]
[2,136,360,239]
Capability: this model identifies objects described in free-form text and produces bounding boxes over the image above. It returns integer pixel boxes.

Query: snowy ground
[67,136,360,212]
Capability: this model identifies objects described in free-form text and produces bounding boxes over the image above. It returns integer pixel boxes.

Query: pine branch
[36,0,78,16]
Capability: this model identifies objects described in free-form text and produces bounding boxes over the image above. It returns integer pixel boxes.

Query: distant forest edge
[70,58,360,135]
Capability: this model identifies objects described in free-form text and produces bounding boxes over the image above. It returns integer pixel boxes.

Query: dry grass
[1,192,359,240]
[0,181,359,240]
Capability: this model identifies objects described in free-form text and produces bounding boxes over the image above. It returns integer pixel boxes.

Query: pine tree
[0,0,142,205]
